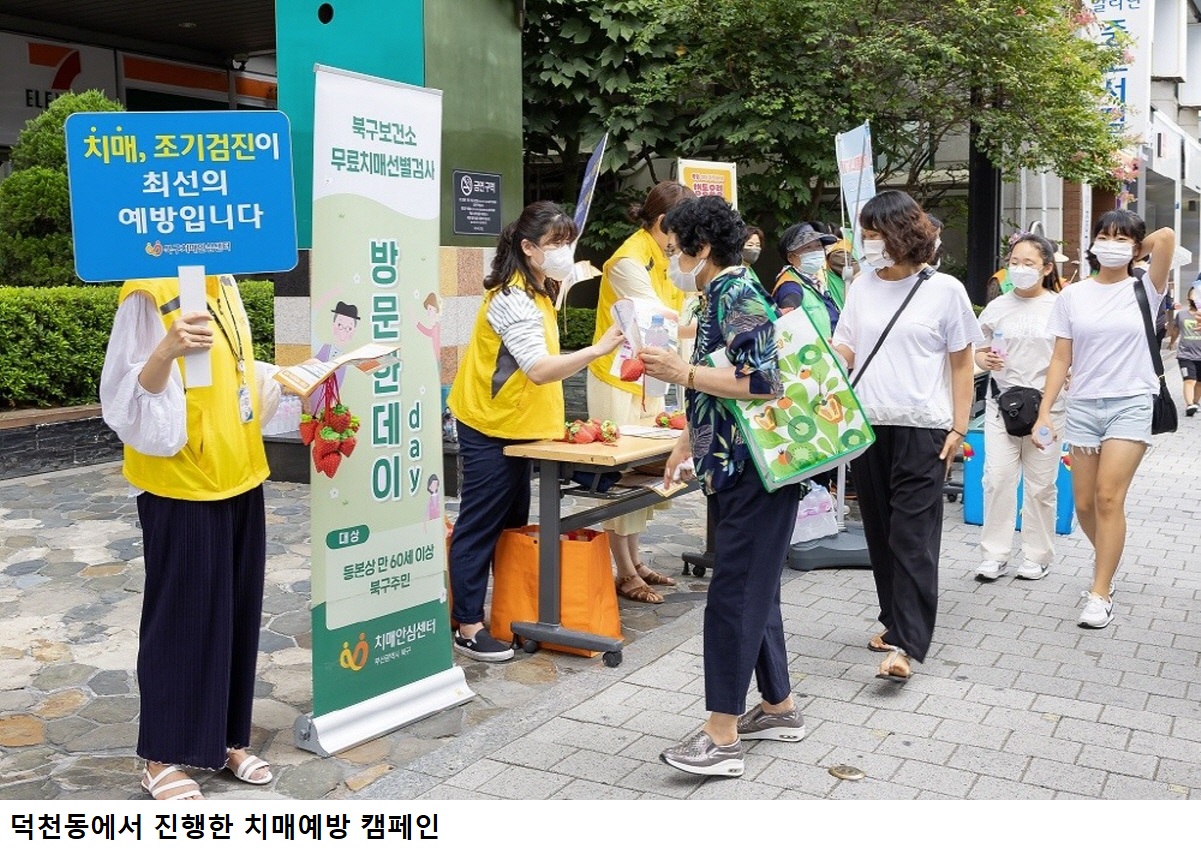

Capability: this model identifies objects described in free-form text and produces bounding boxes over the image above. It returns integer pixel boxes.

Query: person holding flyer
[448,202,624,661]
[99,273,281,800]
[587,181,695,604]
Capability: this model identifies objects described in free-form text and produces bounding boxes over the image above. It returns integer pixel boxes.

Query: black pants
[850,426,945,663]
[704,467,801,715]
[135,486,266,769]
[448,421,532,626]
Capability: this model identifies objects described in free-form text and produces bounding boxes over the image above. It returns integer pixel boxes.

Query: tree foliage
[523,0,1129,244]
[0,90,124,287]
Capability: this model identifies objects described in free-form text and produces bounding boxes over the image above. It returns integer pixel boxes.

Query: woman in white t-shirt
[832,191,982,682]
[975,235,1063,582]
[1033,211,1176,630]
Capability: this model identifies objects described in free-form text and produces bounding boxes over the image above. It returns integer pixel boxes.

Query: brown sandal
[635,563,677,587]
[875,649,912,683]
[616,574,664,604]
[867,632,896,653]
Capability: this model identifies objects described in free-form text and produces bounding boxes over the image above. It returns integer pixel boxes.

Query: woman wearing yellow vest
[587,181,694,604]
[99,273,280,800]
[448,202,624,662]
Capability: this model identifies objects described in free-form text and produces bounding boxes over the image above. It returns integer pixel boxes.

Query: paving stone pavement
[3,361,1200,800]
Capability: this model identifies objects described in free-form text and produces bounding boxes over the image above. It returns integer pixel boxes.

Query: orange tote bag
[490,526,622,657]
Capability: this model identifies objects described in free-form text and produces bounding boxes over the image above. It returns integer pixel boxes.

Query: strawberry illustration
[339,431,357,457]
[298,413,318,446]
[620,356,645,382]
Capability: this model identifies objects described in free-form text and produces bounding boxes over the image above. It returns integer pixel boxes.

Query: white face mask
[796,250,825,276]
[1008,265,1042,291]
[1090,239,1134,269]
[861,238,893,271]
[537,244,576,279]
[668,253,706,292]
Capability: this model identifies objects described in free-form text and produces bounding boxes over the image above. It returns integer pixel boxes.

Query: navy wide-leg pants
[449,421,532,627]
[135,485,266,769]
[703,467,801,715]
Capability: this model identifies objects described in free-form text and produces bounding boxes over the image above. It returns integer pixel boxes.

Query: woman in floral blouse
[641,196,805,778]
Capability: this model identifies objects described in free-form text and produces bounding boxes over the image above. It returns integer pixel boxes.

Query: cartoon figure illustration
[426,474,441,528]
[309,300,360,413]
[416,292,443,361]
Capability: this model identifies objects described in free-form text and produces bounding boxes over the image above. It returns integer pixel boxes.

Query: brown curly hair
[859,190,938,266]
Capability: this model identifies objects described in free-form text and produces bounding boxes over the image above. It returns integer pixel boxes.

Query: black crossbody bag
[990,379,1041,437]
[1132,271,1178,435]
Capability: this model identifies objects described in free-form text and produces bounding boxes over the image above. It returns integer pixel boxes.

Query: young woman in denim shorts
[1033,211,1176,629]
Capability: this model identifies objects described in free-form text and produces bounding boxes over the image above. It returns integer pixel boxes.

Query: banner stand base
[294,666,474,757]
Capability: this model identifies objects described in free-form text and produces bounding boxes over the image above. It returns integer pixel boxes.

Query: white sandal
[141,764,204,801]
[226,750,273,785]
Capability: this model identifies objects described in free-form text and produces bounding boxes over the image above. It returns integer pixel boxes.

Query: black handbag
[990,379,1041,437]
[1132,273,1178,435]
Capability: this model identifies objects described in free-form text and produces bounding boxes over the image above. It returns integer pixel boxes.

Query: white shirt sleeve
[486,288,550,374]
[1046,289,1072,339]
[976,300,997,348]
[831,285,857,352]
[99,293,188,457]
[607,257,661,303]
[255,361,282,425]
[940,279,984,352]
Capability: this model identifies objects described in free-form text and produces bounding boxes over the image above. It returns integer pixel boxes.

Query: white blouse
[99,292,280,459]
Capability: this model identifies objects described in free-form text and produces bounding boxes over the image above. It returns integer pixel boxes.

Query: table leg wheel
[602,650,622,668]
[692,565,707,578]
[522,639,540,654]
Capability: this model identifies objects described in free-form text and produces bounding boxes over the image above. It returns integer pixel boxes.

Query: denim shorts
[1064,394,1153,449]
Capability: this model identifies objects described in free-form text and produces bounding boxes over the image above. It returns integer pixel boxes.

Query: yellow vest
[448,277,564,440]
[119,275,270,501]
[588,229,684,393]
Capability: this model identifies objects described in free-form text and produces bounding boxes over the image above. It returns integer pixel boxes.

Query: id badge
[237,385,254,423]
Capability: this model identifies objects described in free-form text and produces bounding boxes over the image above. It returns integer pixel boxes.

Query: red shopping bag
[490,526,622,657]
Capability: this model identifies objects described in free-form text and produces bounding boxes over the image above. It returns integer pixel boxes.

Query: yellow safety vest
[119,275,269,501]
[589,228,684,393]
[448,277,564,440]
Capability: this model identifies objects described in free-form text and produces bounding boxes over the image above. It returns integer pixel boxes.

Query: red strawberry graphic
[668,412,686,430]
[339,431,357,458]
[313,426,342,459]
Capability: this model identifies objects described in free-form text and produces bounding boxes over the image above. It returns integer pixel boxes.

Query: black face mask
[742,246,761,264]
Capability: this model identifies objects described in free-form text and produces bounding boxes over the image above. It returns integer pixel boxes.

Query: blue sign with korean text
[64,110,298,281]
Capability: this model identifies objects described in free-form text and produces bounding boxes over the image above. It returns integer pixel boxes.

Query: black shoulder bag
[1132,272,1178,434]
[990,379,1042,437]
[851,267,935,388]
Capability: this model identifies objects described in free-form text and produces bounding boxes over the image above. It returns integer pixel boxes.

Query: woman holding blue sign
[100,273,281,800]
[642,196,805,778]
[831,190,981,683]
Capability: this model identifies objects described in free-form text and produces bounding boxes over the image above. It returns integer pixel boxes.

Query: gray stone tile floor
[2,362,1199,800]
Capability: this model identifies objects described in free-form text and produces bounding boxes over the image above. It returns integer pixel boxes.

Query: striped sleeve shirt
[486,286,550,373]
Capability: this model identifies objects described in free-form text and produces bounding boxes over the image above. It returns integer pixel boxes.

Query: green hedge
[559,307,597,352]
[0,280,274,408]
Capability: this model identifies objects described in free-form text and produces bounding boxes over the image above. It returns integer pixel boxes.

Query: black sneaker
[453,627,514,662]
[1188,405,1198,417]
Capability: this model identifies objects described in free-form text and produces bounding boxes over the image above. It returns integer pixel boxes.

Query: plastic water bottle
[991,329,1008,358]
[643,315,671,397]
[1035,425,1054,455]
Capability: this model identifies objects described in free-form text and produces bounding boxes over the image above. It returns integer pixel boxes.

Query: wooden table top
[502,434,680,467]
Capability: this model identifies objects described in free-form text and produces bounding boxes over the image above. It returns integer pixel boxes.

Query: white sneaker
[1015,561,1049,580]
[1078,592,1114,629]
[975,560,1008,580]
